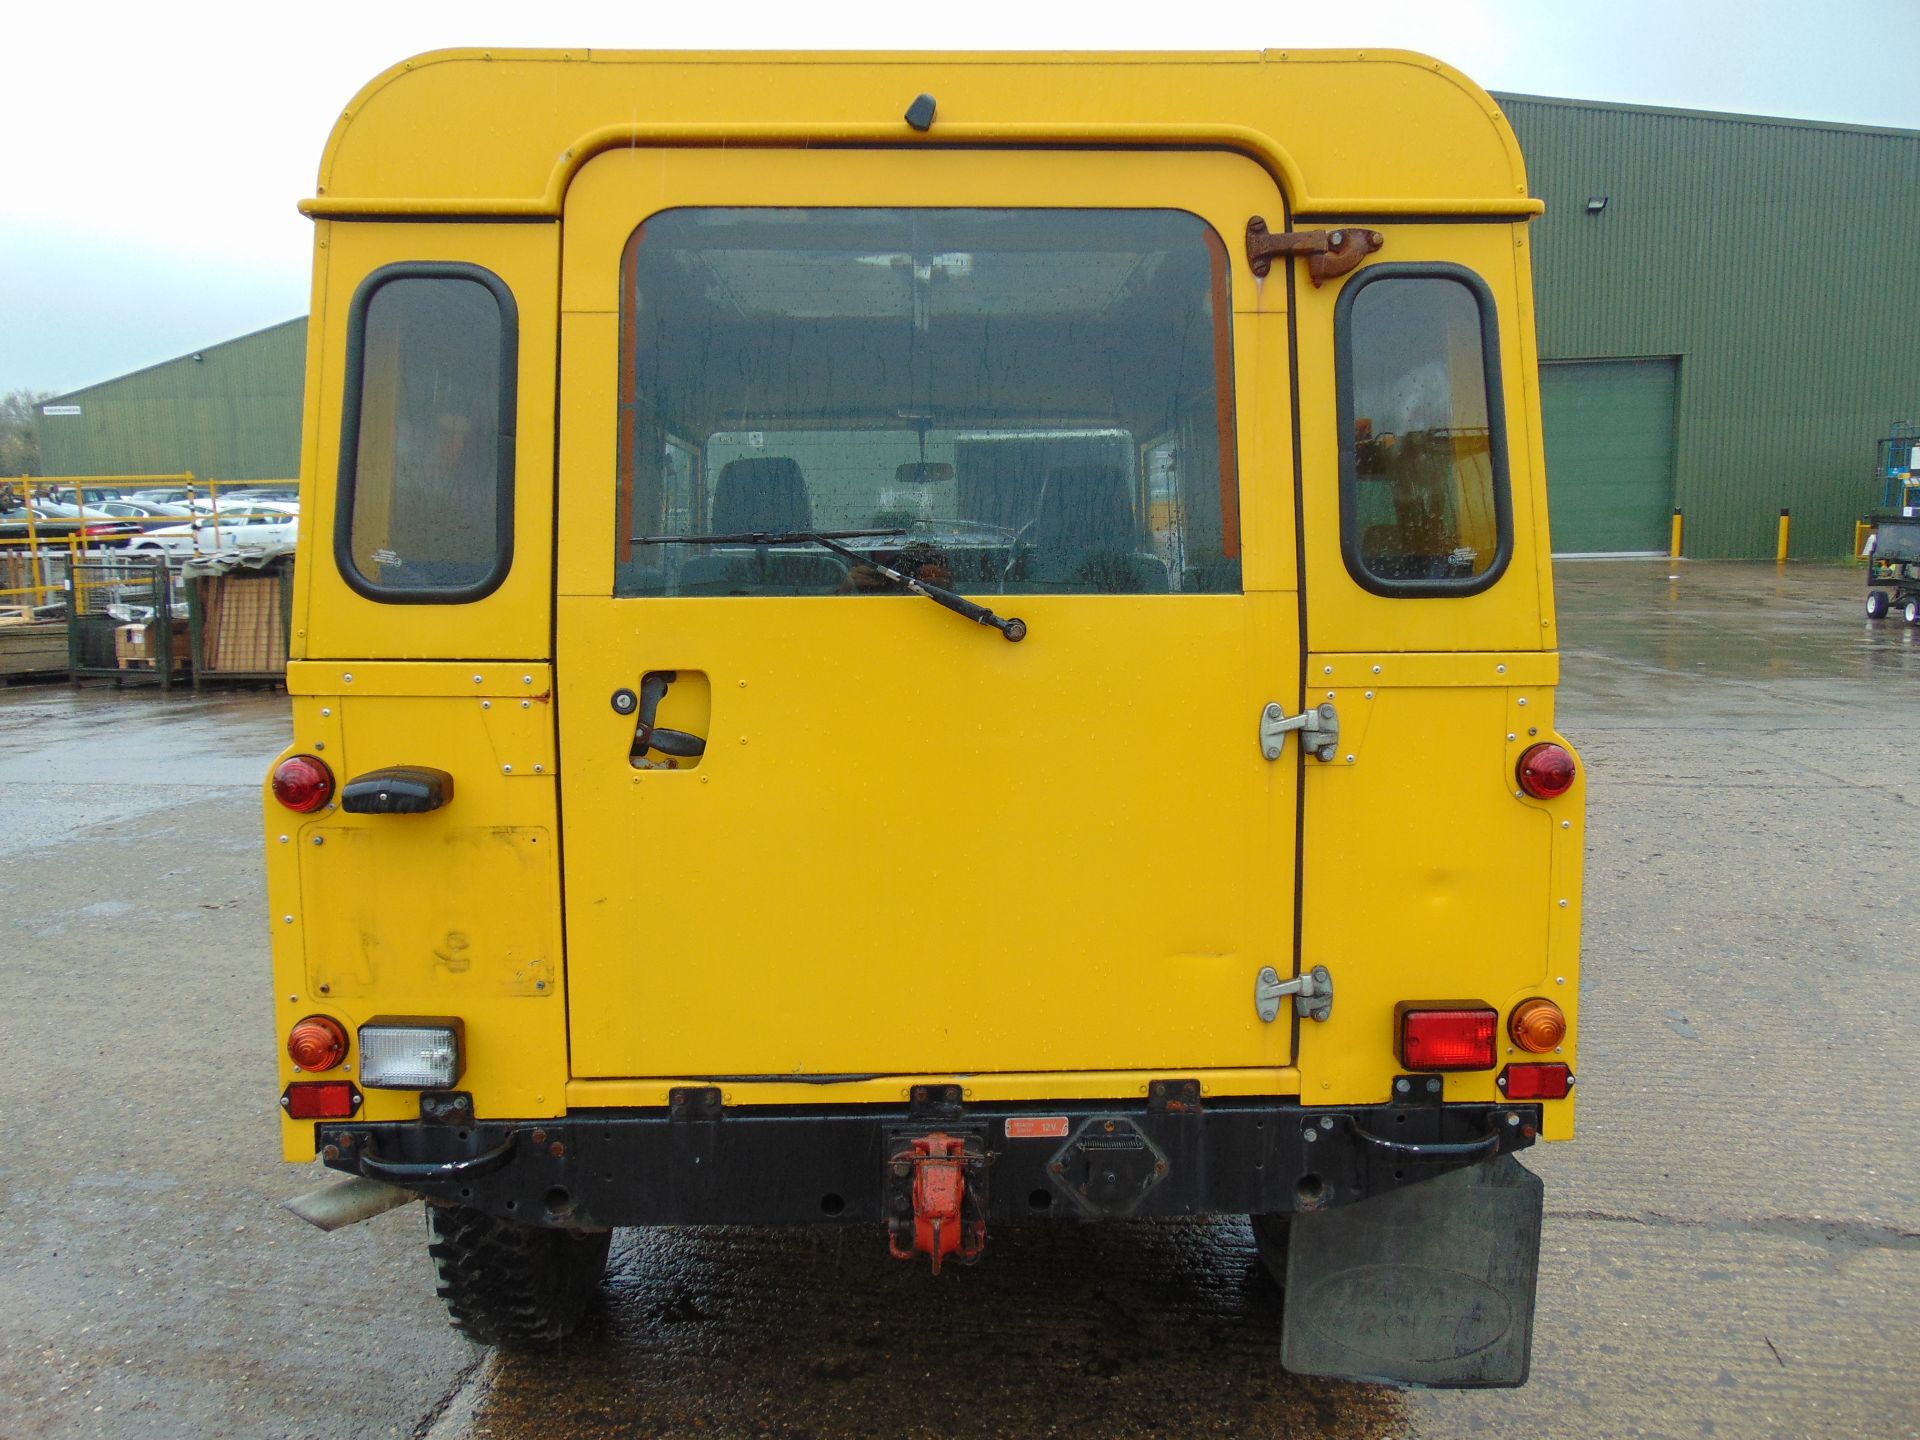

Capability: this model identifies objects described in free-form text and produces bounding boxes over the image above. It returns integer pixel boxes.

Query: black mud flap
[1280,1155,1543,1388]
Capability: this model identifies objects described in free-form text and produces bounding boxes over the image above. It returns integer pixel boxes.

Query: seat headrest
[712,457,813,534]
[1031,464,1133,550]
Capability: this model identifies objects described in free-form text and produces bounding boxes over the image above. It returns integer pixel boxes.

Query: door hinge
[1260,701,1340,763]
[1255,964,1334,1024]
[1245,218,1383,284]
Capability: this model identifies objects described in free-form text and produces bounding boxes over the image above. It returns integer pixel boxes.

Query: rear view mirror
[894,462,954,485]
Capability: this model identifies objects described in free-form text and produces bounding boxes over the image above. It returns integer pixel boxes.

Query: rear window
[615,208,1240,598]
[336,264,517,601]
[1336,265,1512,596]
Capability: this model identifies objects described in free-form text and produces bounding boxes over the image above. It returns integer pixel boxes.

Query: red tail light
[287,1014,349,1071]
[1398,1005,1498,1070]
[272,754,334,812]
[282,1080,361,1120]
[1516,743,1577,799]
[1498,1063,1573,1100]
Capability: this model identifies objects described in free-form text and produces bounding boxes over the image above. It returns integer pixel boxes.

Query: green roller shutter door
[1540,358,1679,554]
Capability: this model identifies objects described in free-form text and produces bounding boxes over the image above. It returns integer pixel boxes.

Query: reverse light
[358,1021,463,1090]
[1398,1005,1498,1071]
[282,1080,361,1120]
[1498,1063,1573,1100]
[1516,743,1577,799]
[272,754,335,813]
[287,1014,349,1071]
[1509,998,1568,1053]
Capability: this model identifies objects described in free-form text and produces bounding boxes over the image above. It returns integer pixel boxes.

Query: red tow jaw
[887,1132,985,1274]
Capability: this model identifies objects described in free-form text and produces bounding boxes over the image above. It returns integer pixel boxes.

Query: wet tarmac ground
[0,559,1915,1439]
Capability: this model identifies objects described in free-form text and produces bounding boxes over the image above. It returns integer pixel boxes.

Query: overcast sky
[5,0,1916,395]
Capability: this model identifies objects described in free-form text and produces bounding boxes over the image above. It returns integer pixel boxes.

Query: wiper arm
[632,528,908,546]
[631,528,1028,642]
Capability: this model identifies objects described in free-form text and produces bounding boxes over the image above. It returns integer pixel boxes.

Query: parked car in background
[123,502,299,560]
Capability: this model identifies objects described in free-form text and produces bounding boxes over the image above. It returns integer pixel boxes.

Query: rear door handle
[339,766,455,814]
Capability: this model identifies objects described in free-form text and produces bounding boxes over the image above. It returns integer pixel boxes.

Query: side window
[1335,265,1511,596]
[337,264,517,601]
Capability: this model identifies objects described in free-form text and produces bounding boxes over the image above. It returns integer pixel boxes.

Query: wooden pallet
[0,621,66,678]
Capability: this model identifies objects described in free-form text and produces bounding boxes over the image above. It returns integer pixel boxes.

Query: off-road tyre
[1249,1212,1292,1291]
[425,1203,612,1347]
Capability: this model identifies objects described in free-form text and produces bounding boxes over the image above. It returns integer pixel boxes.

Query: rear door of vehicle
[555,146,1303,1082]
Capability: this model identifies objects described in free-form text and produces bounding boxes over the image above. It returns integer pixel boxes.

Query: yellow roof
[306,50,1538,220]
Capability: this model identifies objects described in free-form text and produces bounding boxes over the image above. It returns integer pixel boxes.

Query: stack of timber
[0,610,67,679]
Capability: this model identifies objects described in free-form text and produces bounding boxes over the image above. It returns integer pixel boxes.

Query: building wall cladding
[1498,94,1920,558]
[37,318,306,483]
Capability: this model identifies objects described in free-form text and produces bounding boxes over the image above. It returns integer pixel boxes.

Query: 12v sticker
[1005,1116,1070,1139]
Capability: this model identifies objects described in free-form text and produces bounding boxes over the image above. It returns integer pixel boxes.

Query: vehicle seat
[1015,463,1167,592]
[709,457,814,534]
[681,457,843,594]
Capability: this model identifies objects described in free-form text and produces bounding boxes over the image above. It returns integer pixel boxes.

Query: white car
[123,502,299,560]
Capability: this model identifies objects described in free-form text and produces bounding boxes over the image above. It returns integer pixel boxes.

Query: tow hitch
[885,1131,987,1274]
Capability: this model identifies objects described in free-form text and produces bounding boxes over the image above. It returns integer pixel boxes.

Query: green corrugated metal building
[32,93,1920,557]
[1498,94,1920,558]
[36,318,305,483]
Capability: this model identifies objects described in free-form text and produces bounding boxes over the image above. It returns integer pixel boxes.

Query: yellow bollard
[1669,507,1684,559]
[1776,508,1791,563]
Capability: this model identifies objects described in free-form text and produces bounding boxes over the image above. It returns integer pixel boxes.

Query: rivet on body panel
[482,701,491,710]
[1517,697,1529,707]
[1345,755,1355,764]
[1372,664,1382,675]
[1323,665,1333,675]
[1562,820,1572,829]
[314,742,325,751]
[534,765,544,774]
[312,835,324,846]
[283,915,294,924]
[1497,664,1507,674]
[1364,690,1374,700]
[320,708,331,718]
[1507,733,1516,742]
[473,675,484,684]
[1559,899,1569,908]
[343,674,353,683]
[503,765,513,774]
[278,835,289,844]
[520,700,530,709]
[523,676,533,685]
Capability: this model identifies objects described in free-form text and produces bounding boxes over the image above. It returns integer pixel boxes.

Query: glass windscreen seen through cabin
[615,208,1241,598]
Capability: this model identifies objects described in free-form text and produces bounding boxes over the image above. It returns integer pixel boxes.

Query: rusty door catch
[1246,218,1383,284]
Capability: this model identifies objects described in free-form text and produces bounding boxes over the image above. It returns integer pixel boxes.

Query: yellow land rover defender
[269,49,1583,1387]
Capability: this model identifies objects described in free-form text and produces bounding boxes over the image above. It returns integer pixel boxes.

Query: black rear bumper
[317,1082,1540,1230]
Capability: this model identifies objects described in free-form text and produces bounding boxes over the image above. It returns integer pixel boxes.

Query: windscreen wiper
[632,529,1028,642]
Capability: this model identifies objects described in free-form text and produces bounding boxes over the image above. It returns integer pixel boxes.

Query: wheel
[1865,589,1889,619]
[1249,1212,1292,1289]
[425,1203,611,1347]
[1906,597,1920,626]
